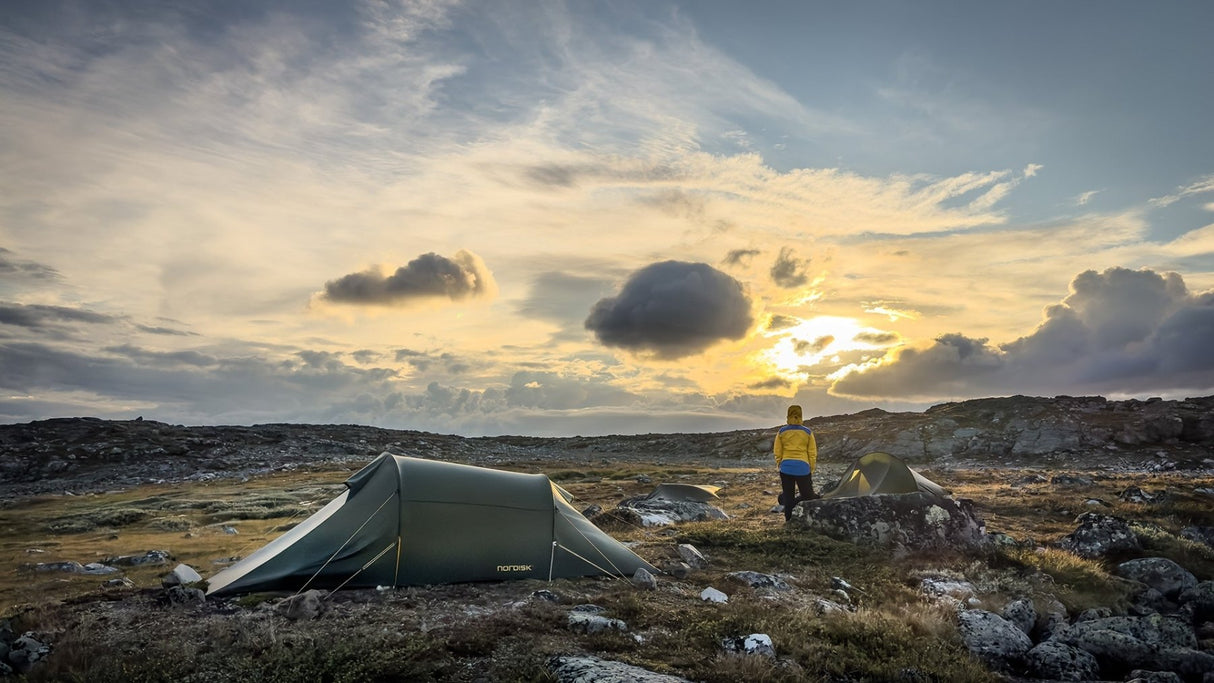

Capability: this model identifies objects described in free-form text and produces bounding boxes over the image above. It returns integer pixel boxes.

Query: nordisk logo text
[496,564,533,572]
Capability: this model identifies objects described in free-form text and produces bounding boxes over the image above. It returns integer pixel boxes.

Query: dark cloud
[584,261,754,359]
[0,303,117,329]
[794,335,834,355]
[136,324,196,336]
[0,248,60,281]
[766,314,799,331]
[104,344,218,367]
[832,267,1214,399]
[393,348,470,375]
[770,247,810,288]
[750,376,792,390]
[351,349,382,364]
[320,250,495,306]
[855,331,900,345]
[723,249,761,266]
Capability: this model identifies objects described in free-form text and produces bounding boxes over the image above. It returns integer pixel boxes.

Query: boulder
[1177,581,1214,623]
[722,633,775,658]
[6,632,50,674]
[104,549,172,566]
[632,567,658,590]
[567,606,627,634]
[1024,640,1100,682]
[700,587,728,604]
[676,543,708,569]
[1001,597,1036,636]
[616,497,728,526]
[165,586,206,606]
[957,609,1033,672]
[548,655,693,683]
[790,492,986,551]
[1054,614,1203,678]
[161,563,203,588]
[1179,526,1214,549]
[277,589,325,620]
[726,571,790,591]
[1057,513,1141,559]
[1117,558,1198,599]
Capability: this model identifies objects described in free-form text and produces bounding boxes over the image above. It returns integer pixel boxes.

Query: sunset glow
[2,1,1212,435]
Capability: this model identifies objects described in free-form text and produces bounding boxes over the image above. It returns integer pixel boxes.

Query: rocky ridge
[1,394,1212,500]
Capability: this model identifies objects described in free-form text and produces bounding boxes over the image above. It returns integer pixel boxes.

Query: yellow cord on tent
[296,490,397,595]
[325,540,398,597]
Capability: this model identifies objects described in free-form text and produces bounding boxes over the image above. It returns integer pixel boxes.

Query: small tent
[820,452,950,499]
[206,454,655,596]
[646,483,721,503]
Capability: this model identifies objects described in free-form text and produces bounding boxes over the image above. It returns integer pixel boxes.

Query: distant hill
[2,394,1212,499]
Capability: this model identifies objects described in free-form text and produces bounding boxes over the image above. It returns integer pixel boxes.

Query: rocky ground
[1,394,1213,681]
[2,394,1213,501]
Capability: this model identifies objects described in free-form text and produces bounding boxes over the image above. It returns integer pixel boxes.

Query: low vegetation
[2,458,1212,682]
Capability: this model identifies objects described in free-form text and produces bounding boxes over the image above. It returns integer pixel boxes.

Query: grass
[1,459,1212,681]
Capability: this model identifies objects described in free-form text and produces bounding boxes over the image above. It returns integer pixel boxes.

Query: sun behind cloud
[760,315,897,377]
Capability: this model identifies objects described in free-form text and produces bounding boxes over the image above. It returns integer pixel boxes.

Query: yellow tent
[820,452,950,499]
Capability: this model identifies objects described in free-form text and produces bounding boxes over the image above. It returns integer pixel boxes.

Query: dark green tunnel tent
[820,451,951,499]
[206,454,655,596]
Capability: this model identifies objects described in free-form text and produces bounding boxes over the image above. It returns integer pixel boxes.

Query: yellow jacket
[774,424,817,472]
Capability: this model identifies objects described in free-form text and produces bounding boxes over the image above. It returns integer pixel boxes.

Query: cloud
[831,267,1214,399]
[0,303,117,329]
[795,336,834,355]
[516,272,614,324]
[766,314,799,331]
[320,250,497,306]
[0,248,60,282]
[1150,174,1214,208]
[723,248,760,266]
[585,260,754,359]
[770,247,811,288]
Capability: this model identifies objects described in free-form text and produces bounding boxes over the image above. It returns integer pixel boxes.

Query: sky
[2,0,1213,437]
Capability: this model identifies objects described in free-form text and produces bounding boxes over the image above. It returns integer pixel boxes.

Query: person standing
[774,404,818,521]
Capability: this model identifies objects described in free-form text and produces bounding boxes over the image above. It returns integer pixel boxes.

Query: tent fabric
[820,452,951,499]
[646,483,721,502]
[206,454,655,596]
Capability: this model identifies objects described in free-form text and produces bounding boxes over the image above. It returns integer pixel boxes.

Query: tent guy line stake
[296,490,397,596]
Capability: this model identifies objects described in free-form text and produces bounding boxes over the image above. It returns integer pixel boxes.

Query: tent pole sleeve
[297,490,397,595]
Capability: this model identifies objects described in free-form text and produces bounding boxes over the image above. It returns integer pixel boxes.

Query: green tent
[820,451,951,499]
[646,483,721,502]
[206,454,655,596]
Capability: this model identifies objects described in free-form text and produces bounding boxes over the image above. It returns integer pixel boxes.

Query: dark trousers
[780,472,815,521]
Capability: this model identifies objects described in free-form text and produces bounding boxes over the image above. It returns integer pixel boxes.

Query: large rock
[790,492,986,551]
[616,497,728,526]
[1117,558,1198,599]
[1024,640,1100,682]
[548,655,693,683]
[1057,513,1141,558]
[957,610,1033,672]
[1177,581,1214,623]
[1054,614,1201,678]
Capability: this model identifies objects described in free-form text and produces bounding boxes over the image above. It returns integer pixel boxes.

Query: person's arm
[773,429,783,466]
